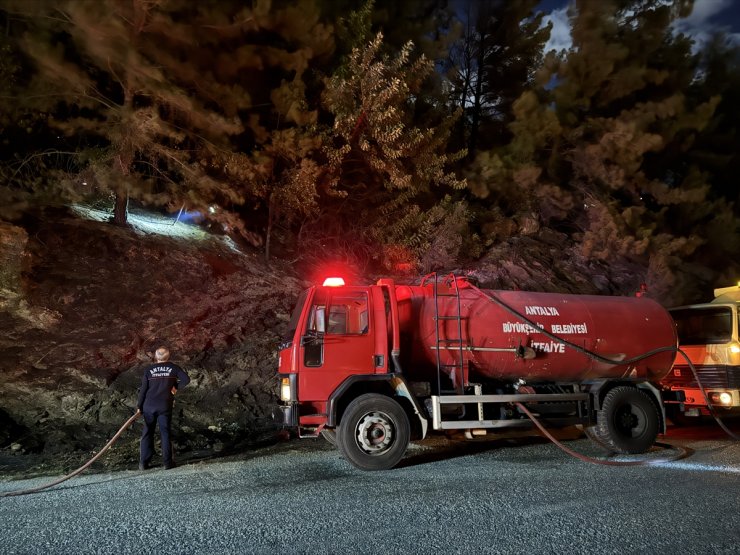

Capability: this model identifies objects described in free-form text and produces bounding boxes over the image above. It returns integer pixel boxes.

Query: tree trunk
[112,192,128,226]
[264,191,274,262]
[468,34,486,159]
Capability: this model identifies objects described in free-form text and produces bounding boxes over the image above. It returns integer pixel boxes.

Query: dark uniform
[137,361,190,469]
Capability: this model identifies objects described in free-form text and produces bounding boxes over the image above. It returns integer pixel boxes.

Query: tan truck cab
[663,284,740,418]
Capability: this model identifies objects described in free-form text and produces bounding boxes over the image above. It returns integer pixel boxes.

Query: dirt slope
[0,210,304,472]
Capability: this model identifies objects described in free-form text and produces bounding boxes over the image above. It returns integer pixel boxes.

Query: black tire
[321,429,337,446]
[336,393,410,471]
[597,386,660,454]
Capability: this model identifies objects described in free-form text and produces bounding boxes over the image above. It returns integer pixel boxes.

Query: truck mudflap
[273,404,298,427]
[389,375,429,440]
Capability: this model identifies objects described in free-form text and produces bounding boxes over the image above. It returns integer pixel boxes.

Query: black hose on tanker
[470,284,740,443]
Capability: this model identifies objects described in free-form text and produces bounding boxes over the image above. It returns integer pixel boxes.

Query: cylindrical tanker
[394,278,677,386]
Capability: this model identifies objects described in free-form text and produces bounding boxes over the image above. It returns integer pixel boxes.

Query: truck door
[299,288,377,400]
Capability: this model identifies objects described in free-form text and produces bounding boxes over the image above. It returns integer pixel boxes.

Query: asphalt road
[1,426,739,555]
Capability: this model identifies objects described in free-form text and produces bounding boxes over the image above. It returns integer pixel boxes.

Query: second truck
[276,273,678,470]
[662,284,740,421]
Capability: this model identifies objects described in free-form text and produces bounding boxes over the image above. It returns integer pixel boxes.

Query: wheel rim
[354,411,394,455]
[615,403,647,437]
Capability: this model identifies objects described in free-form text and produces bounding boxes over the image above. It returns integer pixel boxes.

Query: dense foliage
[1,0,738,301]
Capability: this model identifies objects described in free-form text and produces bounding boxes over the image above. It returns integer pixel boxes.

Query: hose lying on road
[515,402,690,466]
[0,412,141,498]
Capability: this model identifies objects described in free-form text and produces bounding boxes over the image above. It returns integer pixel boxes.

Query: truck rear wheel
[337,393,410,471]
[596,386,659,454]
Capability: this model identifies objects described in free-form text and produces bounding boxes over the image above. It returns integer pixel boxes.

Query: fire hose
[0,412,141,498]
[515,403,690,466]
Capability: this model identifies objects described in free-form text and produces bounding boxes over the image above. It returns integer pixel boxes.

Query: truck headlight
[709,391,733,406]
[280,377,291,402]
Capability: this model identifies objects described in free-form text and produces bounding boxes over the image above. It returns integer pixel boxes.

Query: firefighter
[137,346,190,470]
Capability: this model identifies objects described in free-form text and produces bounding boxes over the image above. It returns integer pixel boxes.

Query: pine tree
[0,13,66,220]
[445,0,550,156]
[320,32,467,271]
[688,34,740,205]
[8,0,246,225]
[4,0,335,241]
[468,0,739,303]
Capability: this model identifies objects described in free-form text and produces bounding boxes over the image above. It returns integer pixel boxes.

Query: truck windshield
[670,306,734,345]
[285,290,309,341]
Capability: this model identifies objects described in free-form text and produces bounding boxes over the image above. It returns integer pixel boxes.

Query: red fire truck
[276,274,678,470]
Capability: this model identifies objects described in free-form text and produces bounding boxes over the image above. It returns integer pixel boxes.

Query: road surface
[1,426,739,554]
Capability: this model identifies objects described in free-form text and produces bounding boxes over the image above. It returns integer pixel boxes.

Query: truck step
[299,414,328,426]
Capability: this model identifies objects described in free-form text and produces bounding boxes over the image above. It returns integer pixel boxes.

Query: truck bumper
[274,404,298,427]
[680,388,740,408]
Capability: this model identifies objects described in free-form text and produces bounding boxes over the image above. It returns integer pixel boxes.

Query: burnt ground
[0,207,670,478]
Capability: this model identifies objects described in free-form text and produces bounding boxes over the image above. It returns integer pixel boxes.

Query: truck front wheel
[337,393,410,471]
[596,386,660,454]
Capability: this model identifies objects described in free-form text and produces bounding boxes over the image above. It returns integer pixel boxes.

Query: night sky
[539,0,740,51]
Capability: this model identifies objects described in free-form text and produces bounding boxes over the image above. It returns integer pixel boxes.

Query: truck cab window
[671,306,734,345]
[326,293,369,335]
[304,290,328,367]
[303,290,369,367]
[327,306,347,334]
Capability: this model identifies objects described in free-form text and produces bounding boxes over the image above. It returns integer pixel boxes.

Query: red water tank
[394,279,677,386]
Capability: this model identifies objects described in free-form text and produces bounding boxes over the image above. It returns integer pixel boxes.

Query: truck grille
[662,365,740,389]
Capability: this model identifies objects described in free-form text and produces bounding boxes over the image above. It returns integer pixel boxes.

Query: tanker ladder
[422,272,466,396]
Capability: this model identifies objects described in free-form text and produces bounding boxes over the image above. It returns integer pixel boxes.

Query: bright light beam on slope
[69,204,240,253]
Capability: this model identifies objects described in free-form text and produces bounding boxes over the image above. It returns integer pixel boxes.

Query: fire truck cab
[663,284,740,419]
